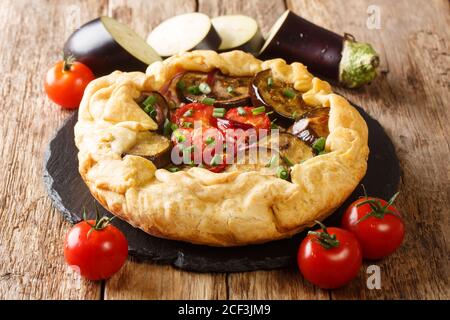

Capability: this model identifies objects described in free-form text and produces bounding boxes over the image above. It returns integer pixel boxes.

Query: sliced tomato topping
[171,103,216,129]
[225,106,271,130]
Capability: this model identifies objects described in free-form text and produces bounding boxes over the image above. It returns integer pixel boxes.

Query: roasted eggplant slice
[136,91,169,132]
[289,107,330,146]
[124,131,172,168]
[250,69,314,122]
[176,71,252,108]
[259,132,314,165]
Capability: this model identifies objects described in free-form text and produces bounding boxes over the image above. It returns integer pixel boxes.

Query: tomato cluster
[170,103,271,172]
[297,192,405,289]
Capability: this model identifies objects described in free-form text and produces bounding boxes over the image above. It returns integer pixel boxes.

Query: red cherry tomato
[341,193,405,260]
[64,214,128,281]
[171,103,216,128]
[44,57,95,109]
[297,223,362,289]
[225,107,270,130]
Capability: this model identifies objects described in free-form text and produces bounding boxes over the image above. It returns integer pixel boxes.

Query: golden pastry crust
[74,50,369,246]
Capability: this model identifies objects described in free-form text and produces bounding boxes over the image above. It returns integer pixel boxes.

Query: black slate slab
[43,103,400,272]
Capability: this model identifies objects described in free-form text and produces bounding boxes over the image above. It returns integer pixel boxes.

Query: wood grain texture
[288,0,450,299]
[0,0,108,299]
[0,0,448,300]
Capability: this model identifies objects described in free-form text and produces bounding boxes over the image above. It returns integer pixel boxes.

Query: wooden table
[0,0,448,300]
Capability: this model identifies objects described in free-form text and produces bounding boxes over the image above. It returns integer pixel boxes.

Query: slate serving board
[43,103,400,272]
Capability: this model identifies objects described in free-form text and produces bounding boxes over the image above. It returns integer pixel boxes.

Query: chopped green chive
[312,137,326,153]
[237,107,247,116]
[213,107,225,118]
[210,154,222,167]
[270,118,278,129]
[188,85,201,95]
[319,150,327,155]
[266,155,279,167]
[163,119,174,136]
[205,136,215,145]
[167,167,180,173]
[182,121,193,128]
[283,88,296,99]
[252,106,266,115]
[276,166,290,180]
[199,82,211,94]
[202,97,216,105]
[266,111,274,116]
[142,95,156,107]
[183,109,194,117]
[227,86,234,94]
[282,155,294,167]
[292,111,299,118]
[174,130,186,143]
[267,77,273,88]
[176,80,186,90]
[170,123,178,131]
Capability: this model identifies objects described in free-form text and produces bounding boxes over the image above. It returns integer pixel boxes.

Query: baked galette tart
[74,50,369,246]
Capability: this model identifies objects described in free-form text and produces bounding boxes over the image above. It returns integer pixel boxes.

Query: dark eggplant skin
[176,71,252,108]
[259,11,343,80]
[289,107,330,146]
[64,17,159,76]
[191,25,222,53]
[136,91,169,132]
[260,132,314,165]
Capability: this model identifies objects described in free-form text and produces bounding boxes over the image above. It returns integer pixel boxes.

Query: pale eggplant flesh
[176,71,252,108]
[289,107,330,146]
[250,69,314,124]
[124,131,172,168]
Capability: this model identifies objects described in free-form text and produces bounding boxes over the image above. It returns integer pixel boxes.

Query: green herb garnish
[312,137,326,154]
[202,97,216,105]
[252,106,266,115]
[276,166,290,180]
[183,109,193,117]
[210,154,222,167]
[213,107,225,118]
[176,80,186,90]
[173,130,186,143]
[267,77,273,88]
[237,107,247,116]
[163,119,174,136]
[167,167,180,173]
[188,85,201,95]
[205,136,215,146]
[183,121,193,128]
[142,95,156,107]
[282,155,294,167]
[199,82,211,94]
[283,88,296,99]
[227,86,234,94]
[266,155,279,168]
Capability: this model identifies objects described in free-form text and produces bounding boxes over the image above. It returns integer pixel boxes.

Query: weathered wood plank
[0,0,108,299]
[288,0,450,299]
[103,0,227,300]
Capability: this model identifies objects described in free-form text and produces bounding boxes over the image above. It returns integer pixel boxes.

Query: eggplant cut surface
[250,69,314,121]
[124,131,172,168]
[64,16,161,76]
[211,15,264,55]
[177,71,252,108]
[259,132,314,165]
[290,107,330,146]
[136,91,170,132]
[147,13,221,57]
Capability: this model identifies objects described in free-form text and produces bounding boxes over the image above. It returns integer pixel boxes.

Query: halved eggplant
[124,131,172,168]
[250,69,314,123]
[136,91,169,132]
[147,13,221,58]
[211,15,264,55]
[176,71,252,108]
[289,107,330,146]
[259,132,314,165]
[64,16,161,76]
